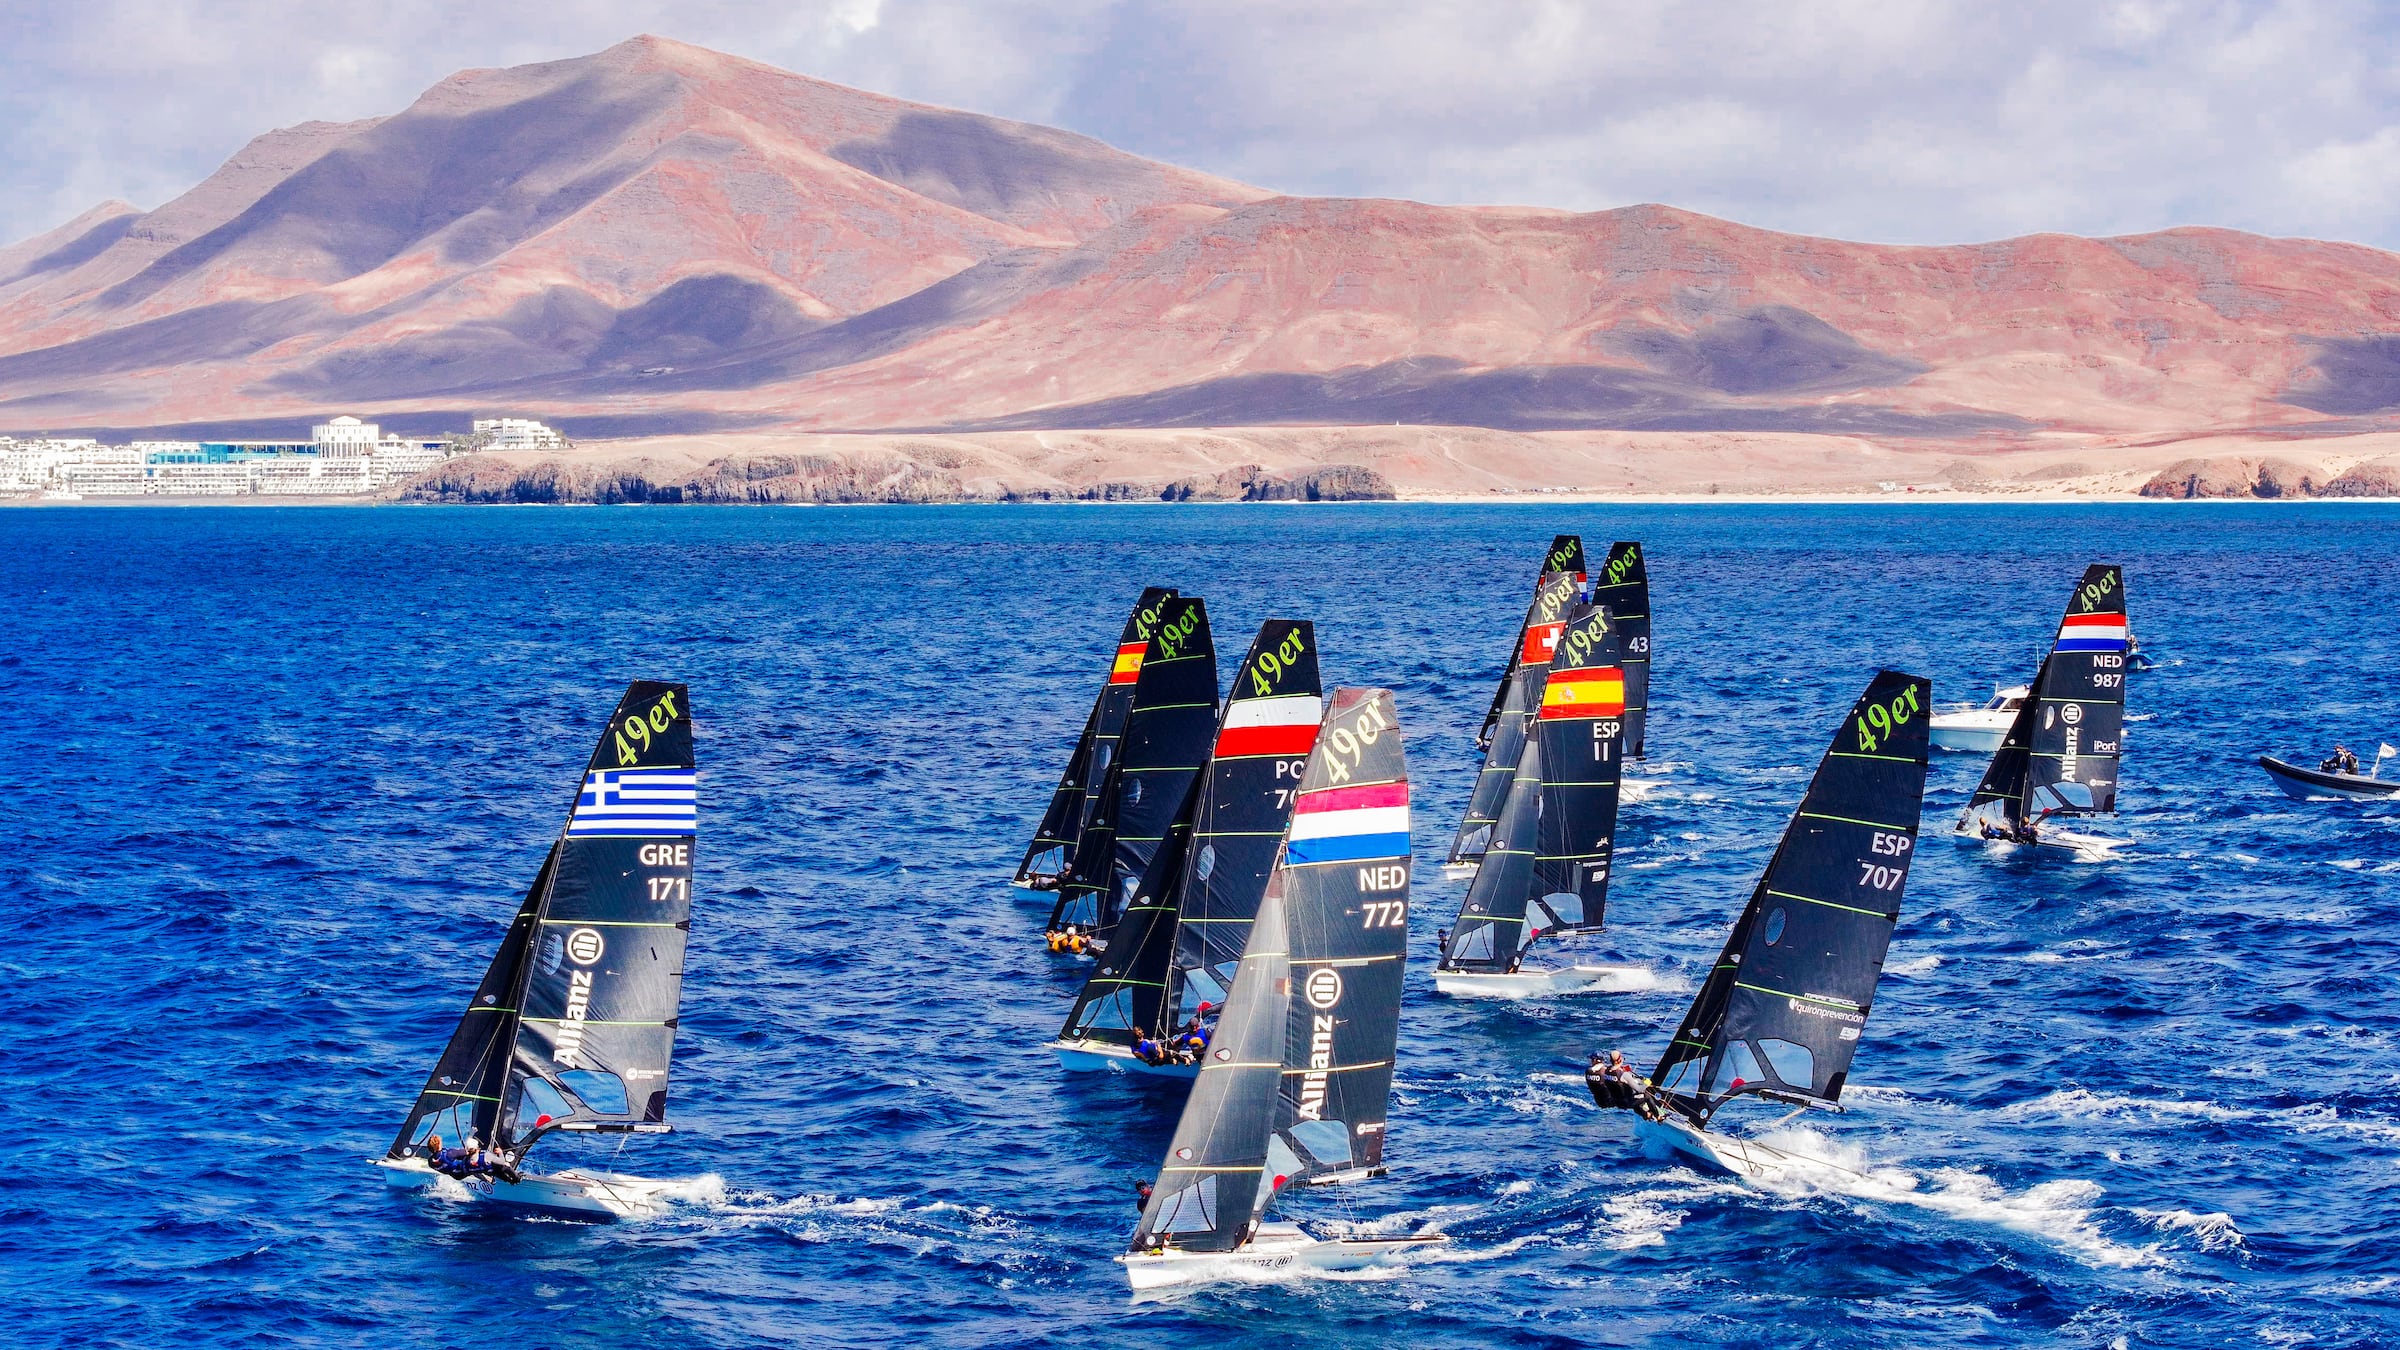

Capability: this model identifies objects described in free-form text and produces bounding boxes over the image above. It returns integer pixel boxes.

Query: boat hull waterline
[2257,755,2400,801]
[1049,1038,1201,1079]
[1432,964,1656,999]
[1120,1222,1448,1290]
[1950,825,2127,863]
[374,1157,681,1221]
[1629,1115,1863,1183]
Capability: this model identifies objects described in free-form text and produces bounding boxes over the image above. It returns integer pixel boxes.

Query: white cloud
[6,0,2400,251]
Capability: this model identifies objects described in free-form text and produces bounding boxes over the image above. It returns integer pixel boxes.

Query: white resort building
[472,417,567,451]
[0,414,499,498]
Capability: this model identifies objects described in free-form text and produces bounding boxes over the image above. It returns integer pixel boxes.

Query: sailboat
[1953,564,2130,862]
[1588,542,1653,763]
[1446,571,1582,879]
[378,681,700,1221]
[1123,687,1446,1289]
[1591,671,1931,1179]
[1435,603,1637,997]
[1045,595,1220,951]
[1052,621,1324,1077]
[1017,587,1179,890]
[1473,535,1588,753]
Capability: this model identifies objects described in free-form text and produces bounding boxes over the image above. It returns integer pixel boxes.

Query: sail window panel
[514,1075,574,1128]
[1154,1176,1221,1234]
[1081,990,1140,1033]
[1450,924,1498,964]
[1284,1119,1355,1174]
[557,1069,630,1115]
[1538,891,1586,928]
[1710,1040,1766,1097]
[1762,907,1789,945]
[1755,1038,1817,1093]
[407,1103,479,1150]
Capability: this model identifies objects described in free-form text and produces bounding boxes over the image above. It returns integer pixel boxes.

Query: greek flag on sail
[567,768,697,837]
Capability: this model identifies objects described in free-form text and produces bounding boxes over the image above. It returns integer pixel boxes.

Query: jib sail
[1049,596,1220,940]
[390,681,698,1160]
[1450,571,1581,867]
[1060,622,1323,1046]
[1588,542,1652,760]
[1475,536,1588,750]
[1650,671,1929,1125]
[1959,565,2128,834]
[1440,604,1627,972]
[1018,587,1178,888]
[1132,688,1412,1255]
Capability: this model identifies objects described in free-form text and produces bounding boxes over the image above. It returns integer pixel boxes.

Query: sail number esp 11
[1852,683,1922,755]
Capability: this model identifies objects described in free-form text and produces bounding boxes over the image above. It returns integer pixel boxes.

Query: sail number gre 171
[612,688,682,767]
[1852,683,1923,754]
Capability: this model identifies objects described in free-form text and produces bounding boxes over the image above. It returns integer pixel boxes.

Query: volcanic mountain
[10,33,2400,493]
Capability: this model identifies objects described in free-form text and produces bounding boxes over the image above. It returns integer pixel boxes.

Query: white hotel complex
[0,416,567,498]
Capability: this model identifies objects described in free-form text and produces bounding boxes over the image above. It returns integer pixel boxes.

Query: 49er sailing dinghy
[1591,671,1932,1180]
[1446,571,1582,879]
[1124,688,1447,1289]
[378,681,699,1221]
[1045,596,1219,953]
[1436,604,1637,997]
[1472,535,1587,754]
[1053,622,1323,1076]
[1017,587,1178,890]
[1954,565,2130,862]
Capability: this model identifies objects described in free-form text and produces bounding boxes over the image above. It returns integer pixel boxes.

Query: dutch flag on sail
[1283,781,1411,866]
[2055,612,2128,654]
[567,767,697,837]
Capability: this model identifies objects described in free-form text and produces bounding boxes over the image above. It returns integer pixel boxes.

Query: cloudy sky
[8,0,2400,250]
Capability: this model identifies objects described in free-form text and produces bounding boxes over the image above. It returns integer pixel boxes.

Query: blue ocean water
[5,501,2398,1349]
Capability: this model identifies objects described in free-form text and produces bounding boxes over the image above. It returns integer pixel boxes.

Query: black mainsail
[1475,535,1588,751]
[1649,671,1930,1125]
[1132,688,1413,1254]
[1059,621,1324,1048]
[1018,587,1179,889]
[1439,604,1628,973]
[389,681,698,1162]
[1449,571,1581,868]
[1959,565,2128,837]
[1588,541,1652,760]
[1048,596,1220,941]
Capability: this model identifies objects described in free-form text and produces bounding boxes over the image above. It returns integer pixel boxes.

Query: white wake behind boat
[1631,1114,1833,1181]
[1433,962,1654,999]
[1049,1037,1200,1079]
[374,1156,681,1221]
[1929,685,2027,754]
[1121,1222,1447,1291]
[1951,822,2127,863]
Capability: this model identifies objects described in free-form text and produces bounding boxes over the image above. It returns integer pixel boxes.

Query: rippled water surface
[6,501,2399,1349]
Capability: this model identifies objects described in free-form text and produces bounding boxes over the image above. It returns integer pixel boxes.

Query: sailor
[1132,1035,1166,1066]
[1980,818,2010,841]
[2322,744,2361,775]
[428,1134,476,1177]
[1134,1179,1155,1211]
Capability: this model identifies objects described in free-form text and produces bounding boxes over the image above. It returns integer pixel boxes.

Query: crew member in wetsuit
[1134,1179,1154,1211]
[2322,744,2361,775]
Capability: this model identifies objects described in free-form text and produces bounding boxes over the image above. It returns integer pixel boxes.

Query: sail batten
[1649,671,1930,1126]
[390,681,698,1164]
[1132,688,1412,1256]
[1018,587,1179,888]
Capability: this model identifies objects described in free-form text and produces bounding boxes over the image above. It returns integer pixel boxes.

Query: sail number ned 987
[1852,683,1922,754]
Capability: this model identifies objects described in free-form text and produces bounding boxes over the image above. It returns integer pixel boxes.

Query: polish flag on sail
[1108,641,1147,683]
[1283,781,1411,866]
[2055,613,2128,653]
[1213,694,1324,758]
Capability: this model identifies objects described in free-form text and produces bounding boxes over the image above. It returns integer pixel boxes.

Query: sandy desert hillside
[9,36,2400,498]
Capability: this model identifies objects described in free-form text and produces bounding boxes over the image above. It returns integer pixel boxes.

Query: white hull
[1951,825,2126,863]
[1432,964,1652,998]
[1120,1221,1447,1291]
[1441,861,1478,881]
[375,1157,677,1221]
[1928,720,2010,754]
[1633,1115,1811,1180]
[1049,1038,1200,1079]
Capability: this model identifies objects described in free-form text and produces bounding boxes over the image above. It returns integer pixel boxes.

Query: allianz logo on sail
[1296,1014,1336,1121]
[550,926,606,1069]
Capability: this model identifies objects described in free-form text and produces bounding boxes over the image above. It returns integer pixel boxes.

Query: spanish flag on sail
[1539,666,1626,720]
[1108,641,1147,684]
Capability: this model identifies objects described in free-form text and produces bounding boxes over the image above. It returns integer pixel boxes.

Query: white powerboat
[1930,685,2027,753]
[2258,753,2400,800]
[374,1156,681,1221]
[1121,1222,1446,1290]
[1432,961,1653,999]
